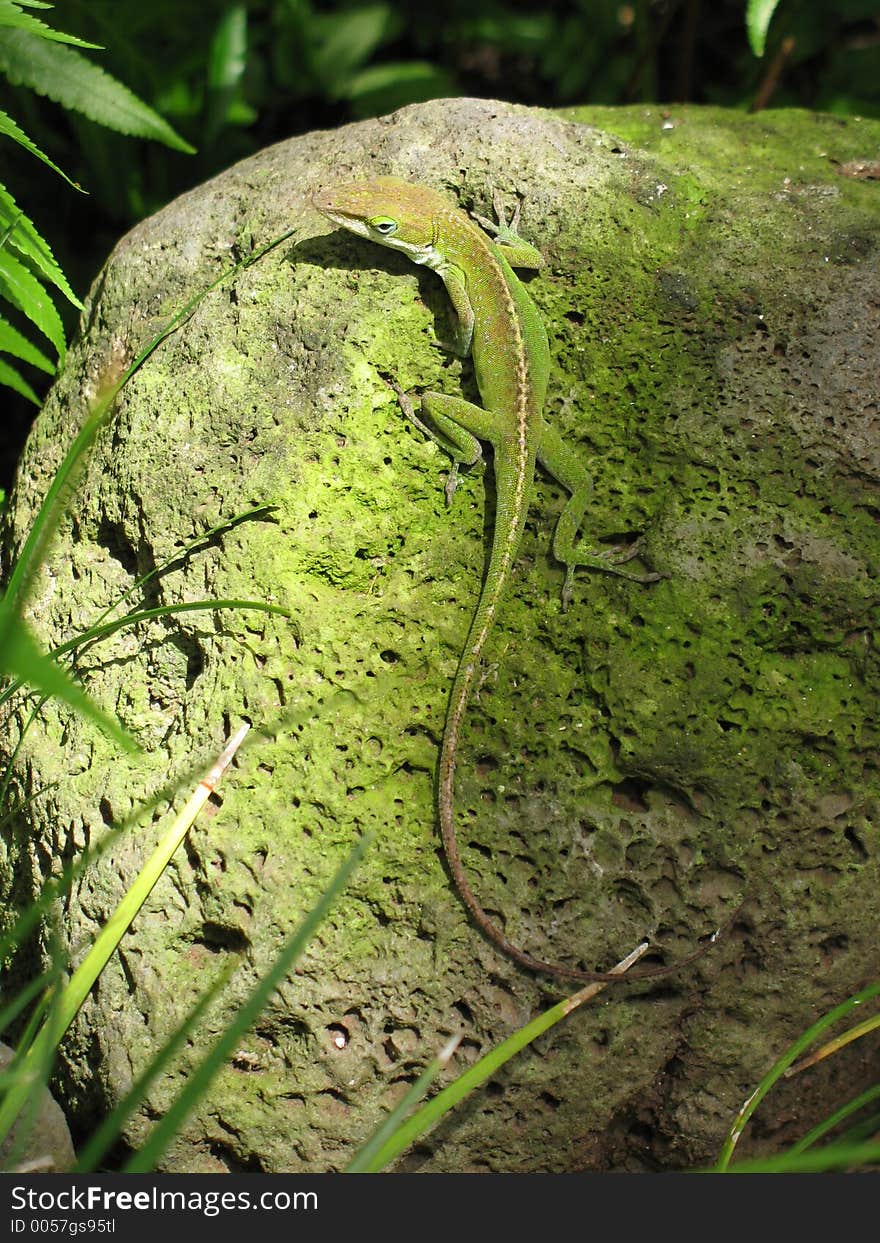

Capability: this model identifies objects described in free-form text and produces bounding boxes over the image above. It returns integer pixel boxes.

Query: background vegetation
[2,0,880,490]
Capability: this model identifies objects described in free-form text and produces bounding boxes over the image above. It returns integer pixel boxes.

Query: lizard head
[311,176,445,266]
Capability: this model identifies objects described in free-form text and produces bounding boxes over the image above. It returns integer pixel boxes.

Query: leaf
[0,106,81,187]
[0,182,82,306]
[0,0,101,48]
[746,0,783,57]
[313,4,392,97]
[207,3,248,93]
[345,60,455,104]
[0,312,54,371]
[0,28,196,152]
[0,244,65,358]
[204,3,248,144]
[0,353,39,402]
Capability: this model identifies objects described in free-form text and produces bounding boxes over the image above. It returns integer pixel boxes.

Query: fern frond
[0,0,101,49]
[0,312,54,371]
[0,245,65,359]
[0,183,82,307]
[0,353,39,402]
[0,28,195,152]
[0,106,81,188]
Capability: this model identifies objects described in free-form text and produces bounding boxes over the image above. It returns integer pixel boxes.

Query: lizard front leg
[473,191,545,272]
[537,421,661,608]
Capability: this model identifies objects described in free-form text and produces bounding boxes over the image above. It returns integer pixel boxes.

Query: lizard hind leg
[537,421,663,610]
[388,380,499,505]
[555,493,663,610]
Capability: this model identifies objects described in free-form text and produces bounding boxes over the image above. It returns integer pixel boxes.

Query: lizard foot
[473,189,524,245]
[382,375,481,507]
[561,537,664,610]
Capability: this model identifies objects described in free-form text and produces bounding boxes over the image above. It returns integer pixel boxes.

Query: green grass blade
[721,1140,880,1174]
[837,1110,880,1146]
[0,678,347,973]
[784,1011,880,1077]
[789,1083,880,1156]
[0,781,58,832]
[85,506,277,636]
[715,980,880,1170]
[57,599,292,659]
[0,232,296,755]
[49,725,251,1037]
[73,958,240,1172]
[0,725,250,1146]
[3,223,294,620]
[0,409,112,618]
[352,943,648,1173]
[345,1034,462,1173]
[0,688,51,815]
[0,742,235,970]
[0,610,139,752]
[0,597,291,713]
[123,830,373,1173]
[0,966,59,1041]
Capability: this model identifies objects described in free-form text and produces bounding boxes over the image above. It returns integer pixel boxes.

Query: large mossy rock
[2,99,878,1172]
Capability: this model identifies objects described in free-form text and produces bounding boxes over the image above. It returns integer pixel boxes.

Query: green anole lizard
[313,176,724,984]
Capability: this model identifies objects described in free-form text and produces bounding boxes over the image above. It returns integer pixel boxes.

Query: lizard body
[312,176,719,984]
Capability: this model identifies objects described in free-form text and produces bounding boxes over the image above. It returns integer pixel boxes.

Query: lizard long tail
[437,461,738,986]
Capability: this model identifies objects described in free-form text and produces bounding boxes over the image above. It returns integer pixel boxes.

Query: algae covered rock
[0,1044,76,1172]
[1,99,878,1172]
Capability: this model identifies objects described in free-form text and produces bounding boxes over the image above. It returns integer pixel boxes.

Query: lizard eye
[369,217,398,235]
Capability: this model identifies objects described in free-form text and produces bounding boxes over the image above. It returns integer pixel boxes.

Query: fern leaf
[0,353,39,402]
[0,246,65,359]
[0,312,54,371]
[0,29,195,152]
[0,0,101,49]
[0,183,82,307]
[0,106,81,187]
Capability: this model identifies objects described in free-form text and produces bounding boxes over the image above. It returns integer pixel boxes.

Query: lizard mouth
[310,189,372,238]
[310,188,336,213]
